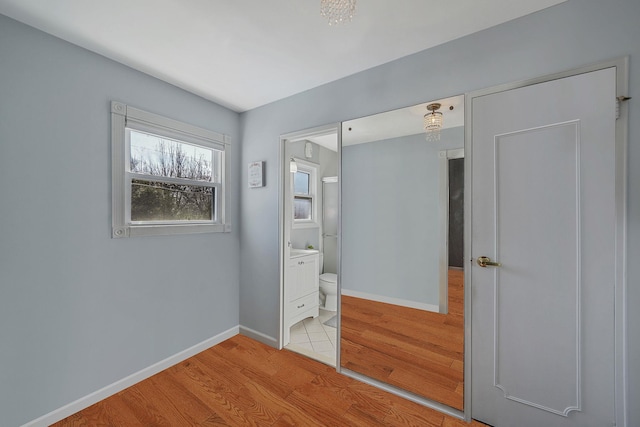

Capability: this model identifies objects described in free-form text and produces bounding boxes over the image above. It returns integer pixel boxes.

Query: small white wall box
[248,161,265,188]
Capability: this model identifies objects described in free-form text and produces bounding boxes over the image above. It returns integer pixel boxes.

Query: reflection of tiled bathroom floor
[285,309,337,366]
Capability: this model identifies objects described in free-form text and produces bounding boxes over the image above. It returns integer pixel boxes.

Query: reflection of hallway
[341,269,464,410]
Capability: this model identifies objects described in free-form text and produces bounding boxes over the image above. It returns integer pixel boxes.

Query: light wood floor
[53,334,486,426]
[341,270,465,410]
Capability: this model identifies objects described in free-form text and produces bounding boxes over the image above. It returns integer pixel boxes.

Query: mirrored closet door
[339,95,466,411]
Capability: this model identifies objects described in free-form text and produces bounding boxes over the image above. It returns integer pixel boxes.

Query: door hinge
[616,96,631,120]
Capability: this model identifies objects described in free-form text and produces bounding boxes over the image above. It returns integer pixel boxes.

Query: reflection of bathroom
[285,137,338,366]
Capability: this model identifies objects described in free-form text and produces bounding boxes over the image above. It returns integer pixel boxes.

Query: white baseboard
[22,326,240,427]
[239,325,278,348]
[341,289,440,313]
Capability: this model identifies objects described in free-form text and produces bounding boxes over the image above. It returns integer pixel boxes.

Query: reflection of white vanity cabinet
[285,251,319,332]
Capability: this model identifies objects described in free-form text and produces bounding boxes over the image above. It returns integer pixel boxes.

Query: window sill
[292,222,319,230]
[113,223,231,238]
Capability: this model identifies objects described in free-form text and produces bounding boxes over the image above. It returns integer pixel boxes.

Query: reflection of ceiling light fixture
[424,103,443,131]
[424,103,443,141]
[290,158,298,173]
[321,0,356,25]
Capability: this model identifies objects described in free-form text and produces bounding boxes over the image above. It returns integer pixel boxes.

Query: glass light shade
[321,0,356,25]
[424,111,443,132]
[425,129,441,142]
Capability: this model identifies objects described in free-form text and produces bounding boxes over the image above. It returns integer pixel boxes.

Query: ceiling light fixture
[424,103,443,141]
[321,0,356,25]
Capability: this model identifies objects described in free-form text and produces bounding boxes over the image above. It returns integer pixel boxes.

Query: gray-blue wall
[341,127,463,306]
[2,0,639,425]
[0,14,240,426]
[239,1,640,425]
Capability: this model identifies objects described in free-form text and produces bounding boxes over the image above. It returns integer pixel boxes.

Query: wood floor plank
[384,392,446,427]
[344,381,404,420]
[357,328,463,368]
[171,358,257,426]
[342,340,462,408]
[119,384,176,426]
[240,380,322,427]
[54,334,487,426]
[133,376,205,425]
[340,269,466,411]
[149,372,222,425]
[187,359,282,426]
[342,405,390,426]
[283,389,352,426]
[384,405,443,427]
[100,393,147,426]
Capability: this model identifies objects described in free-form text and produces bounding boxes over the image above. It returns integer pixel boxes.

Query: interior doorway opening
[279,124,340,367]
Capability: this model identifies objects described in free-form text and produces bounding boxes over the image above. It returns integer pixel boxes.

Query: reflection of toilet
[319,253,338,311]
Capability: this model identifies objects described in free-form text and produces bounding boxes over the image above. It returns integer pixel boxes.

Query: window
[292,159,318,227]
[111,102,230,237]
[294,171,312,220]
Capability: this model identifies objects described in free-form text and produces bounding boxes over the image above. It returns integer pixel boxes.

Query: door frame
[278,123,341,349]
[464,57,629,424]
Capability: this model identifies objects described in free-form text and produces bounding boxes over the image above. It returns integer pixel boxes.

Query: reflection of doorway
[448,157,464,269]
[439,148,464,314]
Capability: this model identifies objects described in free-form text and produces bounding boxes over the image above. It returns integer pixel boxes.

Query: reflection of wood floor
[53,334,487,426]
[341,269,465,410]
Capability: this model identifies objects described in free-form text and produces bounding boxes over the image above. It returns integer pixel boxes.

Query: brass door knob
[477,256,501,267]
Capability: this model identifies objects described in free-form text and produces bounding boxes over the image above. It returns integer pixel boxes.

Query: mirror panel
[339,96,465,410]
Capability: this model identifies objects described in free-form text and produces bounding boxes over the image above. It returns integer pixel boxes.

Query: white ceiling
[0,0,566,112]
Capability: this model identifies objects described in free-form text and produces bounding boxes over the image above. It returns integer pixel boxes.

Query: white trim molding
[239,325,278,348]
[341,288,440,313]
[22,326,239,427]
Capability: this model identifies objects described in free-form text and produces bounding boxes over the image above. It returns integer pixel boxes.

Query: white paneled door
[471,67,618,427]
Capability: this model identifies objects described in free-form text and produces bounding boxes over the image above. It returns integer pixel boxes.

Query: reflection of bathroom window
[294,171,312,220]
[294,196,312,220]
[294,171,310,194]
[292,160,318,227]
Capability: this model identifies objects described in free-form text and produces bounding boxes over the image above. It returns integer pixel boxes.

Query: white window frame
[111,101,231,238]
[292,158,318,229]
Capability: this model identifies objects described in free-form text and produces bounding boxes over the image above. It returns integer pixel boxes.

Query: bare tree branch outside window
[129,133,217,222]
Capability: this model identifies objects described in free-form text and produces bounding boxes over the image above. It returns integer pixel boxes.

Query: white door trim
[464,56,629,425]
